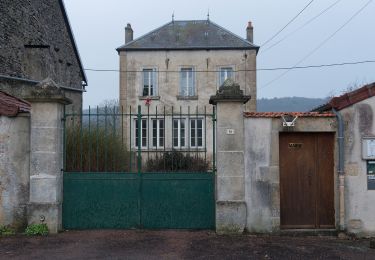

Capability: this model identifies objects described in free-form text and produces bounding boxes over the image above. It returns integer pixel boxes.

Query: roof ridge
[116,19,260,51]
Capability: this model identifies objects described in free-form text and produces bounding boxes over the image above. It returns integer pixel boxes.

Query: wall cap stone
[209,79,250,105]
[23,78,72,105]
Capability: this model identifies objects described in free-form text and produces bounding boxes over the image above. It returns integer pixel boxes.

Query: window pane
[180,68,194,96]
[152,120,157,147]
[143,69,154,96]
[173,120,179,147]
[219,67,233,86]
[180,120,185,147]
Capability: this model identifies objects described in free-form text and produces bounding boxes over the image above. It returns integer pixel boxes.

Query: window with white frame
[173,118,204,149]
[142,68,157,96]
[190,118,204,148]
[152,119,164,148]
[135,119,147,148]
[173,119,186,148]
[179,68,195,96]
[219,67,234,86]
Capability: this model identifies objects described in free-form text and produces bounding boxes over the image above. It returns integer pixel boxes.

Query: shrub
[145,151,209,172]
[65,124,131,172]
[25,224,49,236]
[0,225,15,236]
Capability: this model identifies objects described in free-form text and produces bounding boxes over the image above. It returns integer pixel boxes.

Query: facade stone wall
[0,114,30,231]
[119,49,257,112]
[244,117,338,233]
[339,96,375,236]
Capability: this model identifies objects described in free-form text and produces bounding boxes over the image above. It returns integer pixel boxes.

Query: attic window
[24,44,50,49]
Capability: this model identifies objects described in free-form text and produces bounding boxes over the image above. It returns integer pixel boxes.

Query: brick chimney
[246,21,253,43]
[125,23,133,44]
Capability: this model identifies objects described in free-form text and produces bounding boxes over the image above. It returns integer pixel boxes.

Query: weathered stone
[217,176,245,201]
[216,201,247,234]
[0,115,30,230]
[27,202,62,234]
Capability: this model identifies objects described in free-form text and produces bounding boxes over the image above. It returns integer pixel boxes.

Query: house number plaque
[288,143,302,148]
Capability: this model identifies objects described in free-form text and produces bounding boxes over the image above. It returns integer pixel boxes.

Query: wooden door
[279,132,334,229]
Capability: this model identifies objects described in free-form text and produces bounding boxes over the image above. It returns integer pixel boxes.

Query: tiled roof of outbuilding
[117,20,259,51]
[0,91,31,116]
[313,82,375,112]
[244,112,335,118]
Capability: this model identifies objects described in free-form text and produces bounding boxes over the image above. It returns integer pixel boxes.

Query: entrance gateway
[279,132,335,229]
[62,105,216,229]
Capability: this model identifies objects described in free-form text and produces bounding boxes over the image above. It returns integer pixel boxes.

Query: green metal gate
[62,105,216,229]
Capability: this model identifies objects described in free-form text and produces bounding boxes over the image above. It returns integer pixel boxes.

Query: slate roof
[0,91,31,116]
[312,82,375,112]
[117,20,259,52]
[244,112,335,118]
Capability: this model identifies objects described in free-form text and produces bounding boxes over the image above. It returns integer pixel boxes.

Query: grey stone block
[217,176,245,201]
[217,151,244,177]
[216,201,247,234]
[29,175,62,203]
[27,202,62,234]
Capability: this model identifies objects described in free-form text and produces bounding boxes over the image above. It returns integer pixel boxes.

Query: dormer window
[142,68,157,96]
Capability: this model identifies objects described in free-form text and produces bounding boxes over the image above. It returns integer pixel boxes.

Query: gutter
[332,108,345,232]
[0,74,86,92]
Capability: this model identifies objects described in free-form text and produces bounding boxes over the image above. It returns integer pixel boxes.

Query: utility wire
[84,60,375,73]
[260,0,315,48]
[260,0,373,90]
[262,0,342,54]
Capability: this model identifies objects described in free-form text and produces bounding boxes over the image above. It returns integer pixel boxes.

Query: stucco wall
[119,49,257,112]
[340,96,375,236]
[244,116,337,232]
[0,114,30,230]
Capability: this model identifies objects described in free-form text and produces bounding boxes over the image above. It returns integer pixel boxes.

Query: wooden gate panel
[279,132,334,229]
[280,133,316,228]
[316,133,335,228]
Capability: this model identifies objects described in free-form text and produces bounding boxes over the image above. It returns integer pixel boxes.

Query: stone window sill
[176,95,198,100]
[138,96,160,100]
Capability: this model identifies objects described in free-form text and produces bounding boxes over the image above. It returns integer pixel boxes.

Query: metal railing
[63,105,216,173]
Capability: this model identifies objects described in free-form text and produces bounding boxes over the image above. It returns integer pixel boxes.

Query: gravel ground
[0,230,374,260]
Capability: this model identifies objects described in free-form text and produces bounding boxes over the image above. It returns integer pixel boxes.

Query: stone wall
[0,114,30,231]
[244,117,337,232]
[119,49,257,112]
[0,0,84,89]
[339,96,375,236]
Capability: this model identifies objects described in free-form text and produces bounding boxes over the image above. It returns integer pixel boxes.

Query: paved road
[0,230,373,259]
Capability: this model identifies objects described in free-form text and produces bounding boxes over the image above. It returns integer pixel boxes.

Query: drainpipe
[332,108,345,231]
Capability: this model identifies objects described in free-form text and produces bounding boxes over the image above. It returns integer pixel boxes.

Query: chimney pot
[246,21,253,43]
[125,23,133,44]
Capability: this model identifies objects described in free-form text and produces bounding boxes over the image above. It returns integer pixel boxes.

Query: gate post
[25,79,71,233]
[209,79,250,234]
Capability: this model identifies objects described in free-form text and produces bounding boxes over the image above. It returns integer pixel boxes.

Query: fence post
[209,79,250,234]
[25,79,71,233]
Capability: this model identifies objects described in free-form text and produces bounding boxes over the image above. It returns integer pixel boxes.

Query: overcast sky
[63,0,375,108]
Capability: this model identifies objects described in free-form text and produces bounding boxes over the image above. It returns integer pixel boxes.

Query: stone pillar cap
[209,79,251,105]
[24,78,72,105]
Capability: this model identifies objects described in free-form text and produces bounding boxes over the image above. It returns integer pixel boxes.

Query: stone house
[116,19,258,159]
[0,0,87,113]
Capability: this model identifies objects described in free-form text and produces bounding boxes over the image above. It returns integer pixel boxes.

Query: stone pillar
[210,79,250,234]
[25,79,71,233]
